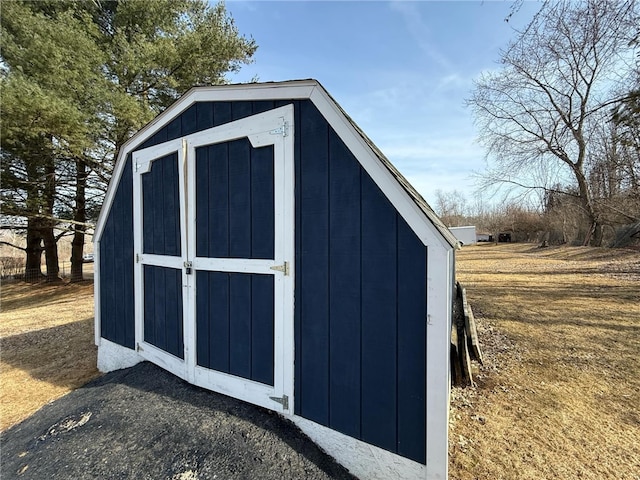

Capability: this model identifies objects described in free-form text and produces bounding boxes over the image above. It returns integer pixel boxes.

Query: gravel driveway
[1,362,355,480]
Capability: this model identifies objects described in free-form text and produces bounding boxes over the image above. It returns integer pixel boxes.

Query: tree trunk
[43,155,60,282]
[24,219,44,282]
[70,158,87,282]
[574,166,602,247]
[42,227,61,282]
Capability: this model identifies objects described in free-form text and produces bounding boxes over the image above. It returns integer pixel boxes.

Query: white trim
[290,416,426,480]
[128,104,295,416]
[97,338,143,372]
[95,82,315,241]
[307,86,451,251]
[93,241,101,346]
[95,80,453,251]
[137,254,184,269]
[132,138,189,373]
[425,246,453,480]
[95,81,452,478]
[193,366,279,412]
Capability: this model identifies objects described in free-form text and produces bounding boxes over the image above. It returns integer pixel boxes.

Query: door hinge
[136,342,144,352]
[269,394,289,410]
[136,253,140,263]
[184,261,193,275]
[270,261,289,276]
[269,118,289,137]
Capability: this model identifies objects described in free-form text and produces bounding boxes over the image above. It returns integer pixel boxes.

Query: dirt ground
[1,362,354,480]
[449,243,640,480]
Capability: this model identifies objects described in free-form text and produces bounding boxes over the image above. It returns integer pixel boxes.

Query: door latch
[184,261,193,275]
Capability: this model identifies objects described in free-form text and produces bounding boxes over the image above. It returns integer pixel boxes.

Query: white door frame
[132,104,295,414]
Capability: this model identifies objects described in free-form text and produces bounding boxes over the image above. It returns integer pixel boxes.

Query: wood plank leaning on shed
[452,281,484,386]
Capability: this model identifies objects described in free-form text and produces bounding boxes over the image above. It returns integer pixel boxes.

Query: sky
[223,0,544,206]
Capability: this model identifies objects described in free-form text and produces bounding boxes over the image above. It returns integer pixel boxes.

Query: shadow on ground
[1,362,355,480]
[0,319,98,390]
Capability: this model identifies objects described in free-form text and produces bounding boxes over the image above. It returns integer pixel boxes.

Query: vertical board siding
[360,173,398,453]
[298,100,330,425]
[195,139,274,259]
[251,145,275,259]
[195,271,274,386]
[251,274,275,386]
[101,98,429,465]
[294,101,428,465]
[101,101,284,350]
[142,153,181,256]
[228,139,252,258]
[328,130,362,438]
[397,219,427,463]
[100,156,135,348]
[143,265,184,359]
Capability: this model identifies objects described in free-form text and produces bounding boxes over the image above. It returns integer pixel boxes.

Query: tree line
[1,0,256,282]
[468,0,639,247]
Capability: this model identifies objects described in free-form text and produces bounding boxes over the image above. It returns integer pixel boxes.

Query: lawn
[0,281,99,431]
[450,243,640,480]
[1,244,638,480]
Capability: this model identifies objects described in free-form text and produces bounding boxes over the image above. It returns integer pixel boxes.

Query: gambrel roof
[97,79,458,249]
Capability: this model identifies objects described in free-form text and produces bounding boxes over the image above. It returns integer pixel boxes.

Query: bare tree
[468,0,639,246]
[434,189,468,226]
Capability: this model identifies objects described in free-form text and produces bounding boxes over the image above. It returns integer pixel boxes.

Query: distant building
[449,226,477,246]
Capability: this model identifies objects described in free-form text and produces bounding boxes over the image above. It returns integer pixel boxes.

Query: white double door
[132,105,294,413]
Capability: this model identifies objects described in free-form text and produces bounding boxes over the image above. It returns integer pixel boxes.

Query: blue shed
[94,80,457,480]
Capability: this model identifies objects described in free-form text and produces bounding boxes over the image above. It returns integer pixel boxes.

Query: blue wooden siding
[293,102,428,465]
[142,153,181,256]
[143,265,184,358]
[195,271,274,386]
[195,140,274,259]
[100,155,135,348]
[100,101,290,349]
[100,99,427,464]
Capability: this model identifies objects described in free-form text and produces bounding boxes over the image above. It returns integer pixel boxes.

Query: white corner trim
[93,240,101,347]
[290,416,426,480]
[425,247,452,480]
[97,338,143,373]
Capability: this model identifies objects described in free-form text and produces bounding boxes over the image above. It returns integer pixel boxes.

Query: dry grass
[1,247,639,479]
[0,281,99,431]
[450,243,640,480]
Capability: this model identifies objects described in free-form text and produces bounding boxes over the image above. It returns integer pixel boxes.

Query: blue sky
[224,0,543,206]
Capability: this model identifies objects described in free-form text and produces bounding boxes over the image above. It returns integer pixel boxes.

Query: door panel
[142,153,181,256]
[195,271,275,386]
[133,104,294,414]
[133,140,187,376]
[143,265,184,359]
[195,140,275,259]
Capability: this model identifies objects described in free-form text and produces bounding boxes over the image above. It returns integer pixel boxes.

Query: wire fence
[1,258,94,282]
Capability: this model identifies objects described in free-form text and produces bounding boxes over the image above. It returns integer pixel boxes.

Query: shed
[94,80,457,480]
[449,226,477,246]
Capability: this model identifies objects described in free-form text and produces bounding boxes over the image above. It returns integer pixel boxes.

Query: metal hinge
[136,253,140,263]
[136,342,144,352]
[270,261,289,276]
[269,394,289,410]
[269,118,289,137]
